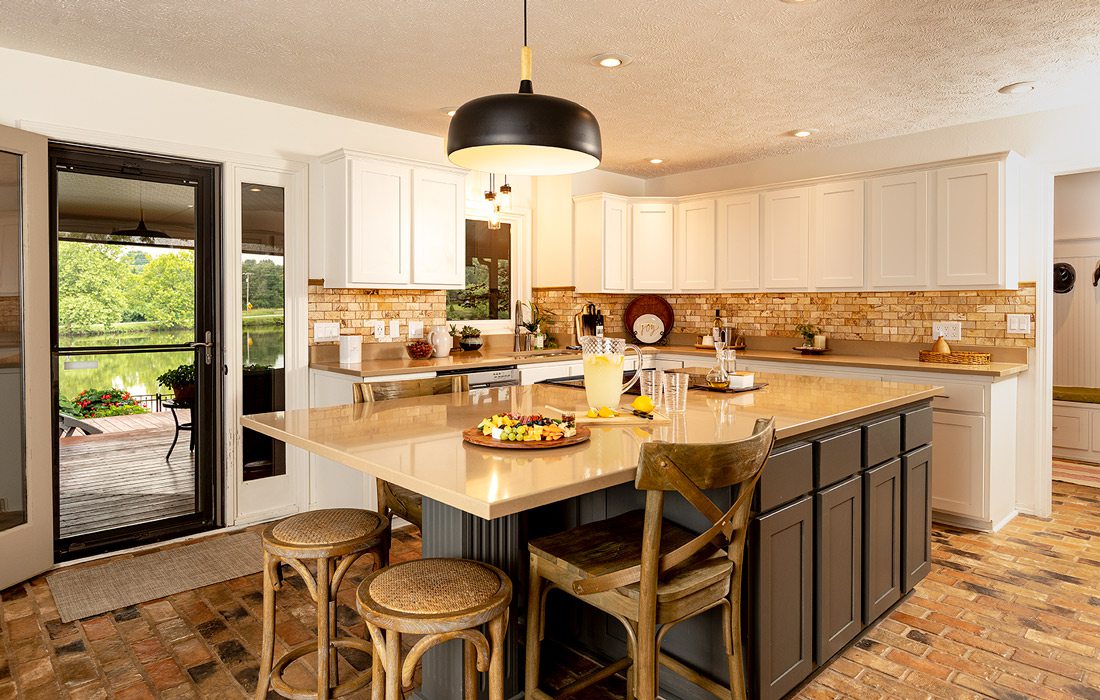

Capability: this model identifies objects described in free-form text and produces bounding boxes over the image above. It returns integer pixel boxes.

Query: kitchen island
[242,372,939,700]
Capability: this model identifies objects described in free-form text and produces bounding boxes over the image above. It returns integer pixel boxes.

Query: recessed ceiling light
[998,81,1035,95]
[248,186,262,192]
[187,204,194,208]
[591,53,632,69]
[648,158,664,164]
[780,0,819,4]
[440,106,458,117]
[791,129,815,138]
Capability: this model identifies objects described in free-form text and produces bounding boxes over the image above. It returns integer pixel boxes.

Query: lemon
[586,408,598,418]
[631,395,655,414]
[597,406,617,418]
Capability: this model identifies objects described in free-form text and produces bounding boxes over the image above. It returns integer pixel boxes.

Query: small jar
[813,334,827,350]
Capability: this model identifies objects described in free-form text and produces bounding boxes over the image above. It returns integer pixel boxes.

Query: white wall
[1055,170,1100,242]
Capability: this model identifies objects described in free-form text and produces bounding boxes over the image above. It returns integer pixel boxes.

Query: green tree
[131,251,195,328]
[56,241,131,333]
[242,258,284,309]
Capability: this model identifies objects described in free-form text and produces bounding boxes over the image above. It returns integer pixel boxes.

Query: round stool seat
[262,508,388,559]
[357,558,511,634]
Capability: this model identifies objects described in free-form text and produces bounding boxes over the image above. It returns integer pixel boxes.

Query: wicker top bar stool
[352,376,469,547]
[525,418,776,700]
[256,508,391,700]
[356,557,512,700]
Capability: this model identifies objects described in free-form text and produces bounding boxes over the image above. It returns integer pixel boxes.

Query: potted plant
[449,323,461,351]
[459,325,483,352]
[157,362,197,403]
[522,301,556,349]
[794,323,823,348]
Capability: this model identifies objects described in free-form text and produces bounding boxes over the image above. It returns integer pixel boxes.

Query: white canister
[339,334,363,364]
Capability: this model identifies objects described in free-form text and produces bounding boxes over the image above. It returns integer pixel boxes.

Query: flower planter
[172,383,196,404]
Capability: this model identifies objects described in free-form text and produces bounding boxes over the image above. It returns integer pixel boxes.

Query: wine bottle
[711,309,722,342]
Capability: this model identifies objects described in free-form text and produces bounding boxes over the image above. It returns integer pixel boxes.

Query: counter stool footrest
[553,656,633,699]
[269,638,375,700]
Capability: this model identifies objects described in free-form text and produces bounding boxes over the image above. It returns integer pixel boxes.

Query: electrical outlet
[1006,313,1032,335]
[370,320,386,337]
[931,321,962,342]
[313,321,340,342]
[408,321,424,339]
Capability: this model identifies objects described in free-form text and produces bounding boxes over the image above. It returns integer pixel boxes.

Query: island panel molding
[531,284,1036,348]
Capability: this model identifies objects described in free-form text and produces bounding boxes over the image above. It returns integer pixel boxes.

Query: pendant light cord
[523,0,528,47]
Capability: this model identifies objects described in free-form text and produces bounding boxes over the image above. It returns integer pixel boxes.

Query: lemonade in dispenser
[580,336,643,411]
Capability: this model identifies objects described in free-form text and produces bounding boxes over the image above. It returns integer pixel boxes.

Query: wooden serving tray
[461,425,591,449]
[574,410,671,426]
[693,382,768,394]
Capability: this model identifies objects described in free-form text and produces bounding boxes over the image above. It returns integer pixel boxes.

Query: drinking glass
[639,368,664,408]
[663,372,690,413]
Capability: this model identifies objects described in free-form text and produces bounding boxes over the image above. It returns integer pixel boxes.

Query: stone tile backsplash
[308,285,446,343]
[531,285,1036,348]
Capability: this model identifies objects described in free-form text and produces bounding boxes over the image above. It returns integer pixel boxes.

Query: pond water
[57,327,284,401]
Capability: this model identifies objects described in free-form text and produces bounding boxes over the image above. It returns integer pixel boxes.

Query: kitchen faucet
[514,299,525,352]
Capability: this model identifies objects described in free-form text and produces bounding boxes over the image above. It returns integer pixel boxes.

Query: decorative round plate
[632,313,665,344]
[793,346,831,355]
[623,295,674,345]
[461,425,591,450]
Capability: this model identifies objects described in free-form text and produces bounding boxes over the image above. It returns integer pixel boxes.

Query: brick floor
[4,482,1100,698]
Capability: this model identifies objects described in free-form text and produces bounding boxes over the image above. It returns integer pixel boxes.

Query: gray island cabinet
[241,376,938,700]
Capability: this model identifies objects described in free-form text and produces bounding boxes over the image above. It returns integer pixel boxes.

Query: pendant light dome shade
[447,89,602,175]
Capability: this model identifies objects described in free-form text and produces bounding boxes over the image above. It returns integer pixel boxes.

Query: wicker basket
[918,350,992,365]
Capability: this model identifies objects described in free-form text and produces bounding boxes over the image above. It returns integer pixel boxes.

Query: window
[447,213,529,331]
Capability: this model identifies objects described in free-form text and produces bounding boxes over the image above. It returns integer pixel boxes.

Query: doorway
[50,144,221,559]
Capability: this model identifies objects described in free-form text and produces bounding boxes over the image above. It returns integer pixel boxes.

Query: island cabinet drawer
[931,381,985,413]
[902,406,934,451]
[862,415,901,468]
[757,443,812,512]
[814,428,861,488]
[750,495,814,700]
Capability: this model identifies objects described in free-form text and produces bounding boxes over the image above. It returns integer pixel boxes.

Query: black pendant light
[447,0,602,175]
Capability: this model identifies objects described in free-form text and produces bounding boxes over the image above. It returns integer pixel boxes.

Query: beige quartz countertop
[310,344,1026,379]
[243,373,939,520]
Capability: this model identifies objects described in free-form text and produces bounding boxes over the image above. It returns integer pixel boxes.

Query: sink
[511,350,580,359]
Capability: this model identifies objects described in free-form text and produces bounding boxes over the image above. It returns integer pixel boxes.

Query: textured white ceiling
[3,1,1100,177]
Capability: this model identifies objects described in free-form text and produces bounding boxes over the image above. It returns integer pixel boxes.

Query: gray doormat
[48,532,264,622]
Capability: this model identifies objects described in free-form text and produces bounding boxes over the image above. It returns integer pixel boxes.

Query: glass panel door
[0,124,52,590]
[51,145,219,559]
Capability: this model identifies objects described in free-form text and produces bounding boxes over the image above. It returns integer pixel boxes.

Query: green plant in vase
[794,323,822,348]
[459,325,483,351]
[156,362,198,403]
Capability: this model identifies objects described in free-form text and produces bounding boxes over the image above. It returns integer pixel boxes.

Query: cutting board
[545,405,672,426]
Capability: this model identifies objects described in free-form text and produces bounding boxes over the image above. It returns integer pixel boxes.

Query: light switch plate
[1007,313,1032,334]
[314,321,340,342]
[408,321,424,339]
[389,320,401,338]
[931,321,962,342]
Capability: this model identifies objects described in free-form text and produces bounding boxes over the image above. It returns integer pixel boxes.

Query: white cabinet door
[411,168,465,287]
[813,179,865,288]
[676,199,716,290]
[931,412,987,519]
[715,193,760,290]
[518,362,581,385]
[631,202,674,290]
[762,187,810,289]
[603,198,630,292]
[936,161,1001,286]
[868,172,928,288]
[348,158,411,285]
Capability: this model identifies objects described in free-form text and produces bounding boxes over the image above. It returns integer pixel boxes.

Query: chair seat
[382,481,423,528]
[263,508,389,560]
[357,558,512,634]
[529,510,732,604]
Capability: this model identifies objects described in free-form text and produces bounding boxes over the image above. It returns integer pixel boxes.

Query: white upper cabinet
[321,150,466,289]
[411,167,465,286]
[631,202,675,290]
[762,187,811,289]
[813,180,865,288]
[676,199,717,290]
[715,193,760,290]
[574,194,630,293]
[936,160,1013,288]
[868,172,929,288]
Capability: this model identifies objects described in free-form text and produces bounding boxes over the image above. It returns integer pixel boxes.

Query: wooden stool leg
[524,557,543,697]
[385,629,402,700]
[726,602,747,700]
[328,558,340,689]
[635,616,658,700]
[463,640,478,700]
[488,612,507,700]
[255,551,277,700]
[316,557,332,700]
[368,623,385,700]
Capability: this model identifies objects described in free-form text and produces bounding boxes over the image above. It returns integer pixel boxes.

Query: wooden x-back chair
[352,375,469,558]
[525,417,776,700]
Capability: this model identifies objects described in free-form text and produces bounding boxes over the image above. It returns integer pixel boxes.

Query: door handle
[189,330,214,365]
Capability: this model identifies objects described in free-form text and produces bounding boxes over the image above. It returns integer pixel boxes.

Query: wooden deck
[58,411,196,539]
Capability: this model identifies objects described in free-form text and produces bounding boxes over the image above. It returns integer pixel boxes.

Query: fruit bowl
[406,340,434,359]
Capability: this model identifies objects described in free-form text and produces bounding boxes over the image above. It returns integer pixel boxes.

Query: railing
[130,393,165,412]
